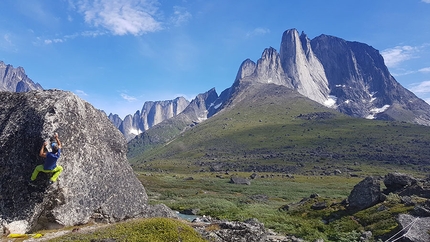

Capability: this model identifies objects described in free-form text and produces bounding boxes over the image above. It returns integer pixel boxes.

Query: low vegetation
[49,218,206,242]
[136,171,423,241]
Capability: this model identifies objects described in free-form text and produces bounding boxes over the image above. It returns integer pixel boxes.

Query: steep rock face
[280,30,330,104]
[254,47,290,87]
[120,110,143,141]
[127,88,222,158]
[311,34,430,124]
[0,61,43,92]
[141,97,190,130]
[0,90,173,233]
[223,28,430,126]
[107,113,122,129]
[116,97,190,142]
[182,88,219,122]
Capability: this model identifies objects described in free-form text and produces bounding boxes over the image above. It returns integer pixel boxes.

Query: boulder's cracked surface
[0,90,171,233]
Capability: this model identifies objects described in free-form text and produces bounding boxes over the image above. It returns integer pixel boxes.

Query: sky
[1,0,430,119]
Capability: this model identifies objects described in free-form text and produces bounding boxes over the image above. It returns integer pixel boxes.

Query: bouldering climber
[30,133,63,185]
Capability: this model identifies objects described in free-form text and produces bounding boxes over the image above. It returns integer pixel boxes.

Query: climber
[30,133,63,185]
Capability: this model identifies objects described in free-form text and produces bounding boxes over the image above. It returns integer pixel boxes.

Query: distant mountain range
[3,28,430,144]
[0,61,43,92]
[120,28,430,143]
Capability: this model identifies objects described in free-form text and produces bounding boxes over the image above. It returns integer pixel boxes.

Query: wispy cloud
[381,45,418,68]
[419,67,430,73]
[4,34,12,45]
[422,0,430,3]
[246,28,270,38]
[170,6,192,26]
[74,0,163,36]
[75,90,88,96]
[409,80,430,94]
[121,93,138,102]
[44,38,64,44]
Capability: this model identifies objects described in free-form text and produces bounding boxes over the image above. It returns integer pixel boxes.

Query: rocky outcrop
[0,61,43,92]
[384,172,418,193]
[347,176,382,210]
[0,90,175,234]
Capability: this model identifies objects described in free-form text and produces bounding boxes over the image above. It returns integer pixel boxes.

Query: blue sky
[1,0,430,119]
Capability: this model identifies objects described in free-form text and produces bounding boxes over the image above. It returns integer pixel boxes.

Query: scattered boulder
[311,202,327,210]
[230,176,251,185]
[396,214,430,242]
[347,176,381,210]
[398,184,430,199]
[0,90,176,234]
[278,204,290,212]
[195,218,267,242]
[384,173,417,193]
[413,206,430,217]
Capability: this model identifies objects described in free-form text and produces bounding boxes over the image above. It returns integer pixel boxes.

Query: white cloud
[409,80,430,94]
[381,45,418,68]
[422,0,430,3]
[44,38,64,44]
[75,90,88,96]
[170,6,192,26]
[246,28,270,38]
[419,67,430,73]
[75,0,163,36]
[121,93,138,102]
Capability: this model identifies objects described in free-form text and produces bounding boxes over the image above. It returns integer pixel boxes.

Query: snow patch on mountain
[129,128,142,136]
[366,105,390,119]
[324,95,338,107]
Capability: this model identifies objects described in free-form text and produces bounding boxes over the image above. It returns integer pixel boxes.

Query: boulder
[230,176,251,185]
[195,218,267,242]
[384,173,417,193]
[0,90,175,233]
[398,184,430,199]
[347,176,381,210]
[396,214,430,242]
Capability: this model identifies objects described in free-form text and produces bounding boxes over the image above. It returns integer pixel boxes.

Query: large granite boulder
[396,214,430,242]
[347,176,382,211]
[0,90,175,234]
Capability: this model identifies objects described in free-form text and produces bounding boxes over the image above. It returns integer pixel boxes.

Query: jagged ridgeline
[129,82,430,174]
[128,28,430,173]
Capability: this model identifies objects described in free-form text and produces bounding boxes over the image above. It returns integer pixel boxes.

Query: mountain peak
[0,61,43,92]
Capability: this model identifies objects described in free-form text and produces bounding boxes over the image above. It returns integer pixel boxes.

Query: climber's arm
[39,142,47,158]
[54,133,62,149]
